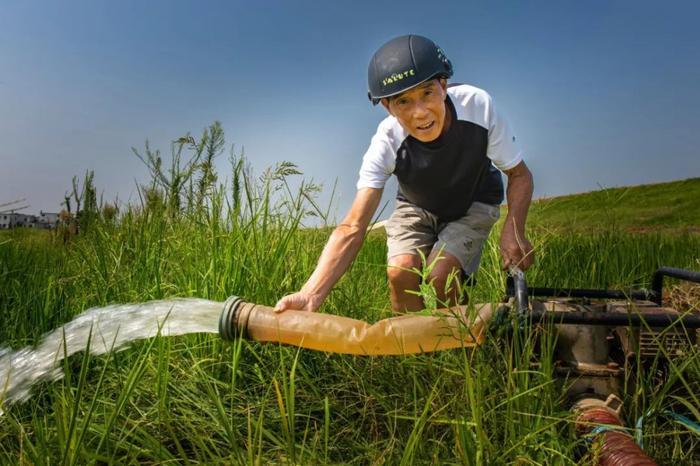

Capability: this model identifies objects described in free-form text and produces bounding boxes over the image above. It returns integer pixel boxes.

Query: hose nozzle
[218,296,246,341]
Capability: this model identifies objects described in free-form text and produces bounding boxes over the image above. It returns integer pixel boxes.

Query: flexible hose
[219,299,494,355]
[576,407,658,466]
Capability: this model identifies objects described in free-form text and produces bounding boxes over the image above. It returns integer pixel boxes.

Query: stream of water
[0,298,222,415]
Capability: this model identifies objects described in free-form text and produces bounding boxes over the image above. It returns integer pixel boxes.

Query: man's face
[381,78,448,142]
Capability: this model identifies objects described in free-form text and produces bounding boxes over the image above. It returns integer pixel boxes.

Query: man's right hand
[274,291,323,313]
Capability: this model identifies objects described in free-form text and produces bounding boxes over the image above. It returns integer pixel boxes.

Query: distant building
[0,213,34,229]
[0,211,60,229]
[37,211,60,229]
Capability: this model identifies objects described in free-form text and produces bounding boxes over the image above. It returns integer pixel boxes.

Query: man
[275,34,533,313]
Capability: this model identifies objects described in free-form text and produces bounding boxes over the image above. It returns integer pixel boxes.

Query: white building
[0,213,36,229]
[37,211,60,229]
[0,211,60,229]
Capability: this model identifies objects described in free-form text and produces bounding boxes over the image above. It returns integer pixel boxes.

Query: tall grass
[0,127,698,464]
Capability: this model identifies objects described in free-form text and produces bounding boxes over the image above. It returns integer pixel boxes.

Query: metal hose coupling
[218,296,247,341]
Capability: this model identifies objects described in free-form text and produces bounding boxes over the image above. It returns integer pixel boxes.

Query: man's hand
[274,291,323,313]
[499,223,534,271]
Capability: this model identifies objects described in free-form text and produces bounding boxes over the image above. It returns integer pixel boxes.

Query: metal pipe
[651,267,700,304]
[528,309,700,328]
[526,287,654,301]
[508,266,700,305]
[509,267,529,316]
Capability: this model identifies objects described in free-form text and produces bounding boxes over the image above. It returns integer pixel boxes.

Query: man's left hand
[499,226,534,271]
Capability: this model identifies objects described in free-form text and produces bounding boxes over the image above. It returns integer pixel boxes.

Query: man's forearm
[301,224,366,301]
[504,162,533,237]
[300,187,383,303]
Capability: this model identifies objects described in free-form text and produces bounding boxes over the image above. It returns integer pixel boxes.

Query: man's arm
[500,160,534,270]
[274,187,383,312]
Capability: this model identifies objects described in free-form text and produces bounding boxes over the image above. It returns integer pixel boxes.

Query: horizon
[6,175,700,217]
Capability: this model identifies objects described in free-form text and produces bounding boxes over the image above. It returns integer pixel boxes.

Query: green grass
[0,140,699,464]
[526,177,700,234]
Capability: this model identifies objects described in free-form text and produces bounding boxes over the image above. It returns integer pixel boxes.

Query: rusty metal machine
[506,266,700,465]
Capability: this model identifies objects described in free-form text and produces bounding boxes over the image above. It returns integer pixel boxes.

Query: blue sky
[1,0,699,219]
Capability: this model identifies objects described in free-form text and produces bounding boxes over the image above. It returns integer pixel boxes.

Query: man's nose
[412,100,429,119]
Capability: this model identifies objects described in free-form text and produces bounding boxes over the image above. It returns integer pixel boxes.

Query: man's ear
[380,98,393,115]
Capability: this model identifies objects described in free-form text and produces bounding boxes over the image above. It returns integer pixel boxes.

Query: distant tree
[79,170,98,231]
[57,209,75,243]
[101,202,119,223]
[59,170,98,236]
[71,174,83,215]
[62,190,72,215]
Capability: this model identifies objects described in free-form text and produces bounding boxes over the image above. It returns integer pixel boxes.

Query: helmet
[367,34,453,105]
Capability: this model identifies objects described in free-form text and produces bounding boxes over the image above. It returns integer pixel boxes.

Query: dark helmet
[367,34,453,105]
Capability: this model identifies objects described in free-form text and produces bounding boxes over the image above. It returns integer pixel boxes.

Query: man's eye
[397,99,409,106]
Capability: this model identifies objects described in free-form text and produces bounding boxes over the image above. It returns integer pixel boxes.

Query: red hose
[576,407,658,466]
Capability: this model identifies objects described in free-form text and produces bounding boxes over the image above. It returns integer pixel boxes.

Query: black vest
[393,96,504,222]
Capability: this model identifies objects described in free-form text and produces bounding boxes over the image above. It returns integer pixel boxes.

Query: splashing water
[0,298,223,415]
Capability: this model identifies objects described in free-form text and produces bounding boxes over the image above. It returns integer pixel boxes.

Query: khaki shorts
[385,200,500,275]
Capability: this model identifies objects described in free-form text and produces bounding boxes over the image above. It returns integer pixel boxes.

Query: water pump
[218,266,700,464]
[505,266,700,465]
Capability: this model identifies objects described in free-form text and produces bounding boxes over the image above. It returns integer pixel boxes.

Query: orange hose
[225,301,493,355]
